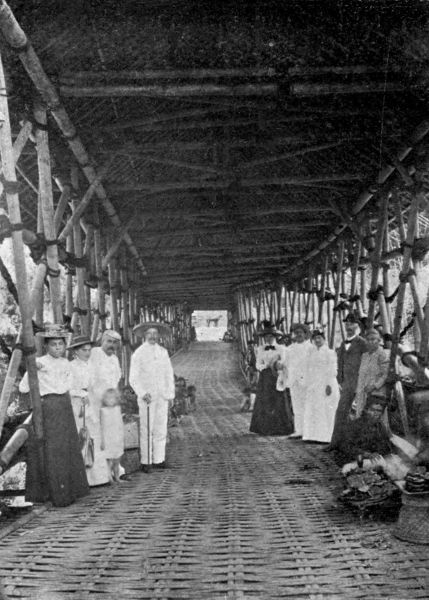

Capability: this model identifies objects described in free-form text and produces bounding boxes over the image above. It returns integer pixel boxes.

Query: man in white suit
[129,322,175,472]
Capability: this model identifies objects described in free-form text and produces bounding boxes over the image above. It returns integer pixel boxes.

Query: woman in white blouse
[18,325,89,507]
[69,335,111,486]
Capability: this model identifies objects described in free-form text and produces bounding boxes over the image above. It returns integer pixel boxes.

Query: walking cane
[147,402,151,473]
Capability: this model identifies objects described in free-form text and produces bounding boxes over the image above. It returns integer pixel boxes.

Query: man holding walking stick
[129,322,175,473]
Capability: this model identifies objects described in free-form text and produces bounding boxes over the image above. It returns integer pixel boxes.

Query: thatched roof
[2,0,429,308]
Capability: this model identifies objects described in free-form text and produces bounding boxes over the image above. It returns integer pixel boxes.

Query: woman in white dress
[69,335,110,486]
[302,329,340,443]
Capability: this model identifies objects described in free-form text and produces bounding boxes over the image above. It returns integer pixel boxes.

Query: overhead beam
[138,240,314,257]
[109,174,361,195]
[0,1,147,274]
[130,206,334,220]
[130,221,331,238]
[60,83,278,98]
[60,68,277,83]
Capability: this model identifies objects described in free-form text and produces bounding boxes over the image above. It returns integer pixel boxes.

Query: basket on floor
[393,489,429,544]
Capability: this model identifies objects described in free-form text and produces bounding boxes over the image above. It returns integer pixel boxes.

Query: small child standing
[100,388,124,483]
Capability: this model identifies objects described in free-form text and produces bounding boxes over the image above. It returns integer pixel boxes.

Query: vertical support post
[318,254,328,324]
[34,102,62,323]
[71,198,89,334]
[120,247,130,385]
[329,240,345,348]
[65,232,74,321]
[367,196,389,328]
[0,55,43,470]
[108,255,120,333]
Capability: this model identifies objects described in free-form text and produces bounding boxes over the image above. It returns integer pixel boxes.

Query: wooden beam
[131,221,331,238]
[60,83,278,98]
[60,67,277,83]
[58,163,110,242]
[34,103,63,323]
[139,241,313,257]
[291,81,409,97]
[280,118,429,276]
[109,174,361,195]
[0,52,43,464]
[0,1,147,275]
[133,206,333,221]
[101,214,136,270]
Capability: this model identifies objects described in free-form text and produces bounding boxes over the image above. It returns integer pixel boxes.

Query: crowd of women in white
[275,325,340,443]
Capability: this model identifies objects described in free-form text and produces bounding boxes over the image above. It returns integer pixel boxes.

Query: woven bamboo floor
[0,341,428,600]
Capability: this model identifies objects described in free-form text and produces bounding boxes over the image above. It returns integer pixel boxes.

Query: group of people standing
[17,321,175,507]
[249,315,390,452]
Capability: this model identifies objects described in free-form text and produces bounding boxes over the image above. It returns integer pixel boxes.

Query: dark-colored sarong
[250,369,294,436]
[26,393,89,507]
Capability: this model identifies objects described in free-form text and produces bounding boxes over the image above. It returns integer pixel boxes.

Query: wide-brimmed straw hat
[133,321,172,337]
[67,335,95,350]
[36,323,69,339]
[257,320,280,336]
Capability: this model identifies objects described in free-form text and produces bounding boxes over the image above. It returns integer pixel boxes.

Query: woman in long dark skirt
[249,322,294,436]
[18,324,89,507]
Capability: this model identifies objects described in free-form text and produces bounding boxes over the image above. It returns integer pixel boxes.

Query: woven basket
[393,491,429,544]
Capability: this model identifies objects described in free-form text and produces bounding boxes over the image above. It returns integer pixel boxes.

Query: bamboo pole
[394,196,425,333]
[120,248,130,385]
[0,53,43,470]
[70,197,89,335]
[318,255,328,324]
[60,82,279,98]
[387,195,420,434]
[53,184,71,235]
[108,256,120,334]
[382,230,392,332]
[0,2,147,274]
[367,196,389,328]
[34,103,62,323]
[57,166,110,243]
[329,241,345,348]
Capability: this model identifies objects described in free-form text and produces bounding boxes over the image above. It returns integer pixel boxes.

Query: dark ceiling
[3,0,429,308]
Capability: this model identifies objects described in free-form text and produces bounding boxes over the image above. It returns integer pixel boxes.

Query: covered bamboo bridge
[2,342,429,600]
[0,0,429,596]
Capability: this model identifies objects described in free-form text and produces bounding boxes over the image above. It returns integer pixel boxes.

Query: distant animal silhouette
[206,315,222,327]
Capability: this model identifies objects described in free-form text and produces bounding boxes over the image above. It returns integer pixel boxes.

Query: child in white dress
[100,388,125,483]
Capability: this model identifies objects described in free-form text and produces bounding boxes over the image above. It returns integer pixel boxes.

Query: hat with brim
[256,320,280,336]
[67,335,95,350]
[102,329,122,341]
[133,321,172,338]
[343,313,360,324]
[36,324,69,340]
[290,322,310,336]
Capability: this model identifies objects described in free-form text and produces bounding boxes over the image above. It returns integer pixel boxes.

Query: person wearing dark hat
[69,335,112,487]
[68,335,94,426]
[281,322,312,438]
[18,324,89,507]
[249,321,294,436]
[130,322,175,471]
[302,328,340,443]
[327,313,367,450]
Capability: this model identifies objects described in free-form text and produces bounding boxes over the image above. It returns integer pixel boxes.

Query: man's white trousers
[138,399,169,465]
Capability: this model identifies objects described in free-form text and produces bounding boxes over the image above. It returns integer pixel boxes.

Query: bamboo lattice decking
[0,343,428,600]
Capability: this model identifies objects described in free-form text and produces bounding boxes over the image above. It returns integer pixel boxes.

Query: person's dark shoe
[153,461,167,469]
[140,464,151,473]
[322,445,334,452]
